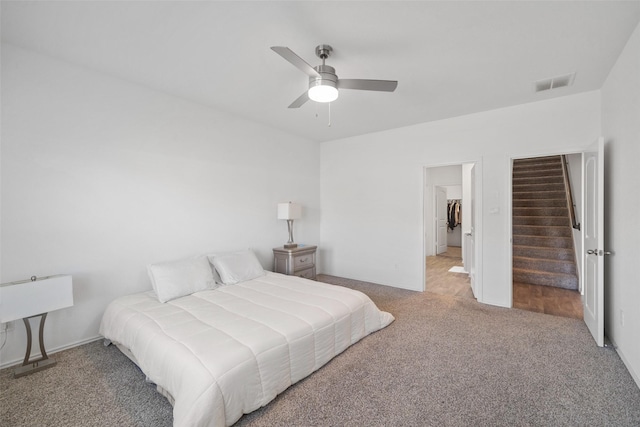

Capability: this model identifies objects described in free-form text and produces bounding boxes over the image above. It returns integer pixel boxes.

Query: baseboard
[0,335,102,370]
[610,338,640,390]
[478,297,510,308]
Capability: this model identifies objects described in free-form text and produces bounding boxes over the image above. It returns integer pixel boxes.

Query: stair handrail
[561,155,580,230]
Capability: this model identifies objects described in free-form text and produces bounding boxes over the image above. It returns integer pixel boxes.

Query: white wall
[321,91,601,304]
[444,185,462,200]
[428,166,462,187]
[601,21,640,387]
[0,45,321,366]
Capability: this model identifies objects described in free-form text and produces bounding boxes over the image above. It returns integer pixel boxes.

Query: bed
[99,251,394,427]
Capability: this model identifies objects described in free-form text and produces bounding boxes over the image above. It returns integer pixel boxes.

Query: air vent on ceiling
[534,72,576,93]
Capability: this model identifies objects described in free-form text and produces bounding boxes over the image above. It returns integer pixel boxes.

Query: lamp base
[284,243,298,249]
[15,313,57,378]
[14,358,57,378]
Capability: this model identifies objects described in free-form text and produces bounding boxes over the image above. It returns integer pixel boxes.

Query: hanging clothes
[447,200,461,230]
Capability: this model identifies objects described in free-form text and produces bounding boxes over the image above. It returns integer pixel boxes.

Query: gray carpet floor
[2,274,639,426]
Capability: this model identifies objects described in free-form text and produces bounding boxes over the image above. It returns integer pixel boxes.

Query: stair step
[513,235,573,248]
[513,161,561,169]
[513,182,565,191]
[513,169,563,178]
[513,191,566,200]
[513,175,564,185]
[514,157,561,165]
[513,245,575,261]
[513,225,572,237]
[513,216,571,226]
[513,162,562,174]
[513,199,568,208]
[513,156,562,166]
[513,268,578,290]
[513,207,568,217]
[514,163,562,171]
[513,256,577,274]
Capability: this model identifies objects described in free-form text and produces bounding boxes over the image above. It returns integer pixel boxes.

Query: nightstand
[273,245,317,280]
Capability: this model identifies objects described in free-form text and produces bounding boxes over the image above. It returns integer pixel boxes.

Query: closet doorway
[424,163,479,300]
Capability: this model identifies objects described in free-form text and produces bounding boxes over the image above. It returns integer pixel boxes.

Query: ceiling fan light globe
[308,84,338,103]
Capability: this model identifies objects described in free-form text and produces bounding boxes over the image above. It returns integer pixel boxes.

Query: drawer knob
[300,257,308,263]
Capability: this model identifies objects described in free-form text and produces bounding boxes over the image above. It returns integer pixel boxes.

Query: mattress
[99,272,394,426]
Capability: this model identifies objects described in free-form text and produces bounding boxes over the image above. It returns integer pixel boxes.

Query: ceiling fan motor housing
[309,64,338,90]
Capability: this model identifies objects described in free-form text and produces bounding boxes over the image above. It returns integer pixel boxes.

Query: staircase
[512,156,578,290]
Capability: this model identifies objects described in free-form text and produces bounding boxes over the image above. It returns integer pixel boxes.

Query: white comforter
[99,272,394,426]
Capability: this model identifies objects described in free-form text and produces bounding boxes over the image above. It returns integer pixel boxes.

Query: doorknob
[586,249,613,256]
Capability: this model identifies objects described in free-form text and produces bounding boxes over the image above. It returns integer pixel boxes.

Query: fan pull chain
[328,102,331,127]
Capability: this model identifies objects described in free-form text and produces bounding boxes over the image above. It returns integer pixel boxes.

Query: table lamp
[277,202,302,249]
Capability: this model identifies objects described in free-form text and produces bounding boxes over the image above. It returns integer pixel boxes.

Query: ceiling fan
[271,44,398,108]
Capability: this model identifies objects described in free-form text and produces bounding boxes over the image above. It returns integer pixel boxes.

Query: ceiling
[2,1,640,143]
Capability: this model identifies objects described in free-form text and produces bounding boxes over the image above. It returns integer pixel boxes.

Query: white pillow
[209,250,265,285]
[204,253,224,284]
[147,256,217,303]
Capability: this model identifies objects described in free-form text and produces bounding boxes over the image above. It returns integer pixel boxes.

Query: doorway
[510,152,583,319]
[424,162,479,300]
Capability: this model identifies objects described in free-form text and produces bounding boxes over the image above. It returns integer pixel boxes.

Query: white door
[436,187,448,254]
[583,137,605,347]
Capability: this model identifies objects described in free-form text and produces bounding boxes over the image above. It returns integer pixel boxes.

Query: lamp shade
[277,202,302,220]
[0,275,73,323]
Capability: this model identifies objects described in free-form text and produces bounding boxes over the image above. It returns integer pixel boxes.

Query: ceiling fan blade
[271,46,321,78]
[338,79,398,92]
[288,91,309,108]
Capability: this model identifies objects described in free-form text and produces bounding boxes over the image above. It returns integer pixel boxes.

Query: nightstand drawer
[293,254,314,270]
[295,267,316,280]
